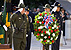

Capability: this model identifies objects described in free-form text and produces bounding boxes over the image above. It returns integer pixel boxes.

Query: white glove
[26,34,28,37]
[61,30,63,34]
[18,8,23,12]
[52,6,57,12]
[3,25,8,31]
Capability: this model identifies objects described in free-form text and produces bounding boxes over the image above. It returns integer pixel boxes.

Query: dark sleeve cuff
[1,22,5,26]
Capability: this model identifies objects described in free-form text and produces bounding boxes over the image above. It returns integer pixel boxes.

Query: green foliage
[33,12,60,45]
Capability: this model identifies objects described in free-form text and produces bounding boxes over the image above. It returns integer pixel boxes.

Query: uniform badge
[58,4,60,6]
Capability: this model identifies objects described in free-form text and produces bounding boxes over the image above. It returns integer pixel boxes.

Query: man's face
[45,8,50,12]
[34,9,36,12]
[62,10,64,13]
[22,8,25,12]
[21,8,25,14]
[25,11,29,15]
[56,7,60,12]
[37,9,40,12]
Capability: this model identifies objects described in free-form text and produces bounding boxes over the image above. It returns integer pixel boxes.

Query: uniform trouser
[44,44,49,50]
[25,32,31,50]
[7,33,12,48]
[51,30,61,50]
[13,38,26,50]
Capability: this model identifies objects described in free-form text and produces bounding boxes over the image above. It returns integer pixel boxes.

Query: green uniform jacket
[0,12,5,44]
[10,11,30,38]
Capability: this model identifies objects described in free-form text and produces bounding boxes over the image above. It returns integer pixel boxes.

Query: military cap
[25,7,30,11]
[52,2,61,7]
[16,3,25,8]
[43,4,50,9]
[16,0,25,8]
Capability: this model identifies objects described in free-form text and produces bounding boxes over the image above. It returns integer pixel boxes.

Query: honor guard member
[42,4,51,50]
[9,0,30,50]
[51,2,62,50]
[0,12,7,44]
[42,4,51,16]
[25,7,32,50]
[0,12,5,44]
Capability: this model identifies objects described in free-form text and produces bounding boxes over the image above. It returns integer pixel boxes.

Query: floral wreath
[33,12,60,45]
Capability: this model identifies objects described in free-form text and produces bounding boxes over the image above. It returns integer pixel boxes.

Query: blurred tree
[0,0,4,11]
[0,0,55,11]
[12,0,55,8]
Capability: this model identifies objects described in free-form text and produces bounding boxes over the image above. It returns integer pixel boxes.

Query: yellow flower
[0,34,4,39]
[0,43,1,44]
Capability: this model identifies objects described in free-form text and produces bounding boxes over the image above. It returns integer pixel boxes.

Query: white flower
[39,22,42,24]
[46,31,50,35]
[40,39,43,41]
[38,26,44,29]
[47,40,50,42]
[51,15,54,17]
[52,27,54,29]
[50,37,53,40]
[55,21,57,23]
[41,16,43,18]
[38,16,43,19]
[51,22,53,23]
[56,27,58,29]
[54,24,57,28]
[41,34,44,36]
[56,36,58,40]
[52,33,55,37]
[38,17,41,19]
[44,26,47,29]
[44,36,47,39]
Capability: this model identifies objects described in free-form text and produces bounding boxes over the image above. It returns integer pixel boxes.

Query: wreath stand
[43,44,49,50]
